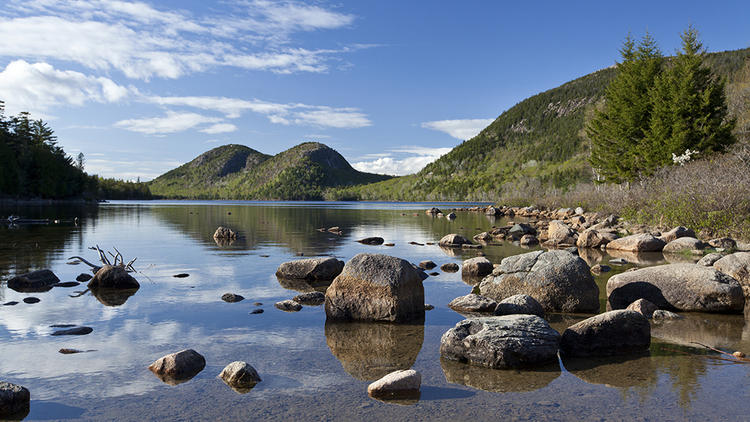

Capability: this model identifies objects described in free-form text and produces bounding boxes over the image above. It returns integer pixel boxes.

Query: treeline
[0,102,151,200]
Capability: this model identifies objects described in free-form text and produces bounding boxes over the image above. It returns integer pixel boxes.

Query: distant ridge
[149,142,391,200]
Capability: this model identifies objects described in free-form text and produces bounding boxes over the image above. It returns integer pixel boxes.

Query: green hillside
[331,47,750,201]
[150,142,391,200]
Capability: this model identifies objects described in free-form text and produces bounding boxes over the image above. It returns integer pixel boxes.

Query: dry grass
[500,143,750,240]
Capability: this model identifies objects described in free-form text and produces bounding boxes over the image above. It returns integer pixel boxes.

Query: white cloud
[352,146,452,176]
[114,111,221,134]
[200,123,237,134]
[292,107,371,128]
[0,60,129,116]
[421,118,494,140]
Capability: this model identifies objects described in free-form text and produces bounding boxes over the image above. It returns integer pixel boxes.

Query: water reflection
[606,250,666,266]
[562,353,656,390]
[91,288,139,306]
[650,313,744,348]
[324,321,424,381]
[276,277,331,293]
[441,359,560,393]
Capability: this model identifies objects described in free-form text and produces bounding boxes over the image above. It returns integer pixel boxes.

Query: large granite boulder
[275,257,344,281]
[88,265,140,289]
[494,294,544,317]
[7,269,59,292]
[325,253,424,322]
[461,257,493,278]
[0,381,30,418]
[448,294,498,313]
[606,234,666,252]
[662,237,706,254]
[713,252,750,296]
[148,349,206,385]
[440,315,560,369]
[606,264,744,313]
[560,310,650,357]
[438,234,473,247]
[478,250,599,313]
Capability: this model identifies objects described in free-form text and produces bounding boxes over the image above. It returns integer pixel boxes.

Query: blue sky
[0,1,748,180]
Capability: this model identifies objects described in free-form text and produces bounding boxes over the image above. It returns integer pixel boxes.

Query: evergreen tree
[587,33,663,182]
[645,26,735,171]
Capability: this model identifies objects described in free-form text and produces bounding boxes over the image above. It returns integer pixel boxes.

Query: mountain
[331,47,750,201]
[149,142,391,200]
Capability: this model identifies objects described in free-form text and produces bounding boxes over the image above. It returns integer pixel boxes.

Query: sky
[0,1,749,180]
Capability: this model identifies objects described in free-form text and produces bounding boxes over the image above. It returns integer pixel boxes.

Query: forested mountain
[149,142,391,200]
[330,47,750,201]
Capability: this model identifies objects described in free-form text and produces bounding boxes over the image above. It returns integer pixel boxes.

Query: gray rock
[520,234,539,246]
[357,237,384,245]
[88,265,140,289]
[560,310,650,357]
[709,237,737,250]
[325,254,425,322]
[419,260,437,270]
[440,263,459,273]
[698,253,725,266]
[221,293,244,303]
[659,226,696,243]
[250,309,264,314]
[713,252,750,297]
[626,298,658,318]
[508,223,535,239]
[0,381,30,418]
[275,300,302,312]
[7,269,59,292]
[478,250,599,313]
[22,297,40,304]
[367,369,421,399]
[606,233,666,252]
[494,294,544,317]
[440,315,561,369]
[662,237,706,254]
[448,294,498,313]
[275,257,345,281]
[293,291,325,306]
[438,234,472,247]
[651,309,684,321]
[606,264,744,313]
[148,349,206,384]
[219,361,261,393]
[461,257,493,278]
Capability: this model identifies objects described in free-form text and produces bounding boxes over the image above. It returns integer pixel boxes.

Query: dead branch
[67,256,101,271]
[690,342,750,363]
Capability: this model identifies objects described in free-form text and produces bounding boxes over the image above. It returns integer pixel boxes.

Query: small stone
[609,258,628,265]
[219,361,262,393]
[76,273,93,282]
[292,291,325,306]
[3,301,18,306]
[148,349,206,384]
[213,226,237,239]
[651,310,683,321]
[384,243,395,247]
[173,273,189,278]
[22,297,40,304]
[429,272,439,276]
[448,294,498,313]
[252,302,263,306]
[440,263,459,273]
[367,369,421,399]
[733,351,746,358]
[250,309,264,314]
[54,281,80,287]
[357,237,385,245]
[626,298,658,318]
[59,348,84,354]
[221,293,244,303]
[424,304,434,310]
[51,326,93,336]
[419,260,437,270]
[275,300,302,312]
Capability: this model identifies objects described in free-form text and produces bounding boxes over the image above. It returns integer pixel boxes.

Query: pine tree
[587,33,663,183]
[645,25,735,172]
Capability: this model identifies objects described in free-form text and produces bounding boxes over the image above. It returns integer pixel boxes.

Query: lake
[0,201,748,421]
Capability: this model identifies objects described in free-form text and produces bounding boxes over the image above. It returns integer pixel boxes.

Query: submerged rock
[448,294,498,314]
[494,294,544,317]
[440,315,561,369]
[88,265,140,289]
[76,273,93,282]
[51,326,93,336]
[478,250,599,313]
[325,253,424,323]
[148,349,206,385]
[274,300,302,312]
[219,361,261,393]
[0,381,30,418]
[275,257,345,282]
[7,269,59,292]
[560,310,650,357]
[22,297,40,304]
[419,260,437,270]
[357,237,384,245]
[293,291,325,306]
[367,369,421,400]
[53,281,80,288]
[221,293,244,303]
[440,263,459,273]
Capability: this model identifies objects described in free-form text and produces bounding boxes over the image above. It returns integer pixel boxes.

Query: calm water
[0,201,749,421]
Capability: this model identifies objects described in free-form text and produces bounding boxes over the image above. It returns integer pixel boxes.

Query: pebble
[54,281,80,287]
[173,273,190,278]
[221,293,245,303]
[250,309,264,314]
[23,297,40,304]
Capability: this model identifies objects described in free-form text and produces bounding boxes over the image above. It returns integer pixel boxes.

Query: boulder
[367,369,421,400]
[485,206,500,215]
[709,237,737,250]
[440,263,459,273]
[591,214,618,230]
[221,293,244,303]
[713,252,750,296]
[659,226,696,243]
[0,381,30,418]
[494,294,544,317]
[478,250,599,313]
[88,265,140,289]
[419,260,437,270]
[357,237,384,245]
[275,300,302,312]
[213,226,237,239]
[148,349,206,384]
[625,298,658,318]
[606,233,666,252]
[560,310,650,357]
[275,257,344,281]
[473,232,492,242]
[426,207,442,215]
[508,223,535,239]
[576,229,616,249]
[697,253,724,266]
[546,220,577,245]
[461,257,493,278]
[651,310,683,321]
[448,294,498,313]
[662,237,706,254]
[293,291,325,306]
[7,269,59,292]
[440,315,561,369]
[325,254,424,322]
[438,234,472,247]
[520,235,539,246]
[75,273,92,282]
[218,361,261,393]
[606,264,744,313]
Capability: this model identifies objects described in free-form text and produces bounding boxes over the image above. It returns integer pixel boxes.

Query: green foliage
[94,177,152,200]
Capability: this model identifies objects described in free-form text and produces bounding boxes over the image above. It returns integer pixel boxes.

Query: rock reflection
[578,247,605,267]
[441,358,560,393]
[277,277,331,293]
[650,313,743,348]
[368,392,421,406]
[562,353,656,389]
[150,371,199,386]
[663,252,700,264]
[91,288,139,306]
[325,321,424,381]
[606,250,666,266]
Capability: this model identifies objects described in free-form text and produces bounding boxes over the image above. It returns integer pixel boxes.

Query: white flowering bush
[672,149,698,166]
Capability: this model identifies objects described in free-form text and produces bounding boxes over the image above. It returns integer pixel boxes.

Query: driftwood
[68,245,137,274]
[690,342,750,364]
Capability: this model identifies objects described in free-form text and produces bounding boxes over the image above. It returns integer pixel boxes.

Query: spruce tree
[645,26,735,171]
[587,33,663,183]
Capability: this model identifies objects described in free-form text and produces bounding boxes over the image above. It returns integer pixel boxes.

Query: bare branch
[68,256,101,271]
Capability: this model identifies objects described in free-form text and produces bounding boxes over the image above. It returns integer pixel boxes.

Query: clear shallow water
[0,201,748,421]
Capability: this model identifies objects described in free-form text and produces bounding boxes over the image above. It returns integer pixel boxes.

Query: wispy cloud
[200,123,237,134]
[421,118,494,140]
[114,111,221,134]
[352,146,452,176]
